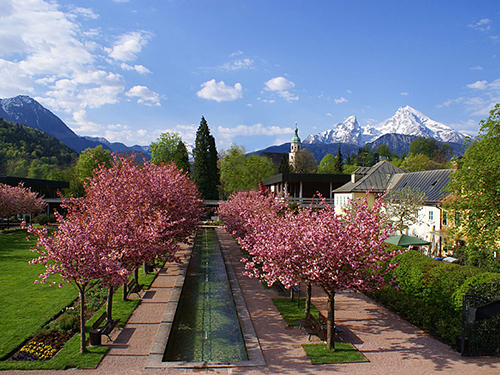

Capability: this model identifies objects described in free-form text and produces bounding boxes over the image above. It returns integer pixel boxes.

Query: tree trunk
[326,291,336,351]
[143,261,147,274]
[305,282,312,320]
[106,286,114,324]
[122,280,127,301]
[78,285,87,354]
[134,268,139,284]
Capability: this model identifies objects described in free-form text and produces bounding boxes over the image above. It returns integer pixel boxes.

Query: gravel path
[6,228,500,375]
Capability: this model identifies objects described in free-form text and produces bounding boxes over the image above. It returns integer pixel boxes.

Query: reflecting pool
[163,228,248,362]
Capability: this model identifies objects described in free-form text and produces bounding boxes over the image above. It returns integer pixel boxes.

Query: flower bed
[10,331,73,361]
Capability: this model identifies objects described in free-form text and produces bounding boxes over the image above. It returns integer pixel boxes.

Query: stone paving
[6,228,500,375]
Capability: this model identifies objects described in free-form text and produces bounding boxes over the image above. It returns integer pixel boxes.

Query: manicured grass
[302,343,369,364]
[272,297,320,326]
[0,228,159,369]
[0,229,78,359]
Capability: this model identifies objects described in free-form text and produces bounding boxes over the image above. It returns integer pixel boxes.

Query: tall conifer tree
[173,140,190,174]
[193,117,220,200]
[334,145,343,173]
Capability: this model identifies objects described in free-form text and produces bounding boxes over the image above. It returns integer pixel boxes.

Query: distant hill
[0,95,149,156]
[0,118,78,178]
[254,134,466,163]
[368,133,467,156]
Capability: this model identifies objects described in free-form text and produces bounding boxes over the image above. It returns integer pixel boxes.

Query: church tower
[289,122,301,170]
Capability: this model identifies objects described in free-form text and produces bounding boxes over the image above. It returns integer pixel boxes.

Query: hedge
[372,250,500,347]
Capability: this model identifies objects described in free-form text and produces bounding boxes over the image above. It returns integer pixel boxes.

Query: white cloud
[470,65,483,70]
[230,50,243,57]
[68,7,99,20]
[468,18,492,31]
[264,76,295,91]
[125,85,161,106]
[106,31,152,62]
[334,96,348,103]
[69,109,103,133]
[467,80,489,90]
[197,79,243,102]
[217,123,294,138]
[0,0,161,139]
[438,78,500,117]
[220,58,254,71]
[263,76,298,102]
[215,122,295,150]
[400,92,409,96]
[120,63,152,74]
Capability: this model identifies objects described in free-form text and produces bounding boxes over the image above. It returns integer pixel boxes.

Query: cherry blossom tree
[26,202,129,353]
[0,182,46,224]
[226,190,400,350]
[300,196,399,350]
[26,155,204,352]
[218,185,284,242]
[77,155,204,313]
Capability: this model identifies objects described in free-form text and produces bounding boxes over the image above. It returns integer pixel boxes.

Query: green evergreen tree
[334,145,343,173]
[173,140,190,174]
[193,117,220,200]
[278,153,291,173]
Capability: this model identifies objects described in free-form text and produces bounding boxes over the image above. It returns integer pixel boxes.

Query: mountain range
[0,95,469,162]
[258,106,469,161]
[303,106,467,146]
[0,95,149,155]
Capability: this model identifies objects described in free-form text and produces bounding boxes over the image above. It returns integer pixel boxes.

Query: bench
[126,278,144,298]
[91,312,120,342]
[298,314,327,341]
[319,312,343,340]
[274,282,300,298]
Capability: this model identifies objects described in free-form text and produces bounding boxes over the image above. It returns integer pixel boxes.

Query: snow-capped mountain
[0,95,149,156]
[304,115,362,145]
[374,106,466,143]
[304,106,467,147]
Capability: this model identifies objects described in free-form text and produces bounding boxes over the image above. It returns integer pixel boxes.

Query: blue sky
[1,1,499,152]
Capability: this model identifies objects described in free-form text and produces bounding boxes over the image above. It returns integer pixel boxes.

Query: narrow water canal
[163,227,248,362]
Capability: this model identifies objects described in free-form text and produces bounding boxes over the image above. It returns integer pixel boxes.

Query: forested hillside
[0,118,78,179]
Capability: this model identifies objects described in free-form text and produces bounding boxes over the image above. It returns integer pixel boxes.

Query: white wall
[406,205,444,256]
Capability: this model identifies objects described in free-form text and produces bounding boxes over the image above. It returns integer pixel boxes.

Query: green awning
[384,234,431,247]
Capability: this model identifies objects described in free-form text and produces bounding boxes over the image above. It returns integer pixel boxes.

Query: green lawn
[272,297,369,364]
[0,228,158,370]
[0,229,78,359]
[272,297,320,326]
[302,343,369,364]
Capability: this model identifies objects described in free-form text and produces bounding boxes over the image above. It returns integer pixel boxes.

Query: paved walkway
[7,228,500,374]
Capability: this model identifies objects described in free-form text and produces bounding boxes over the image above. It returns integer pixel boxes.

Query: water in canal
[163,228,248,362]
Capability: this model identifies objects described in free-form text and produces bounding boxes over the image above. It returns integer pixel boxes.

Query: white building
[333,162,453,256]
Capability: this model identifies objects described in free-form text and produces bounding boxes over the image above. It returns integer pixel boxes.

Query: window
[429,211,434,221]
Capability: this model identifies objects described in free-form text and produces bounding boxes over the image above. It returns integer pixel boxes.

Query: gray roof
[385,169,453,205]
[333,161,407,193]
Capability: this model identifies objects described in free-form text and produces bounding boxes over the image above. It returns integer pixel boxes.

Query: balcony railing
[284,197,334,208]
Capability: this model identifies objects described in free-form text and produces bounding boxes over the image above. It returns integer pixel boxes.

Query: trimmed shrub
[373,250,500,346]
[34,214,56,225]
